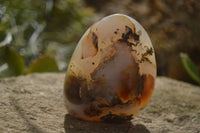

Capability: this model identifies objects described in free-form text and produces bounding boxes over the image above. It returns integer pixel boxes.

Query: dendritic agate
[64,14,156,122]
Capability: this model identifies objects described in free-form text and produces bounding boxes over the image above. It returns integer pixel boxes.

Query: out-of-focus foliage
[27,55,59,74]
[0,0,94,78]
[0,46,58,77]
[180,53,200,85]
[0,46,25,77]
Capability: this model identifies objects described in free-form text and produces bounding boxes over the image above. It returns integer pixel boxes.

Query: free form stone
[64,14,156,122]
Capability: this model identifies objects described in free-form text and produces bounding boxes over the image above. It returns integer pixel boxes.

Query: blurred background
[0,0,200,86]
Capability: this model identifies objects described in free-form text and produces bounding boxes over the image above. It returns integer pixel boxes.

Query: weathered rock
[0,73,199,133]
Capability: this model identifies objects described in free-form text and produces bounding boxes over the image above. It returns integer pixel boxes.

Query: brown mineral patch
[136,74,146,97]
[92,32,98,49]
[100,45,116,63]
[94,96,110,107]
[64,75,83,104]
[84,104,102,117]
[100,112,133,123]
[139,74,155,107]
[81,29,98,59]
[118,65,139,102]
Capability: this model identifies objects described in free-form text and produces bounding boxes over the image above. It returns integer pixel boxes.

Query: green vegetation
[27,55,59,74]
[180,53,200,85]
[0,0,94,78]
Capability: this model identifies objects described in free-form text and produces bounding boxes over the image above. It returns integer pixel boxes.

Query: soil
[0,73,200,133]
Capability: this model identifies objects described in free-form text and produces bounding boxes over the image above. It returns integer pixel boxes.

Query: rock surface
[0,73,200,133]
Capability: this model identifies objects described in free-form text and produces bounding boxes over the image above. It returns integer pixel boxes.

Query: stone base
[0,73,199,133]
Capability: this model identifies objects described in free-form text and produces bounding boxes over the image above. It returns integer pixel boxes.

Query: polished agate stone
[64,14,156,122]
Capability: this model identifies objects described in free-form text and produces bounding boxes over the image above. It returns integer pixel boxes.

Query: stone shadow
[64,114,150,133]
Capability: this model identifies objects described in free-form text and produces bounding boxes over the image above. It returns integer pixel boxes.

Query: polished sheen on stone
[64,14,157,122]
